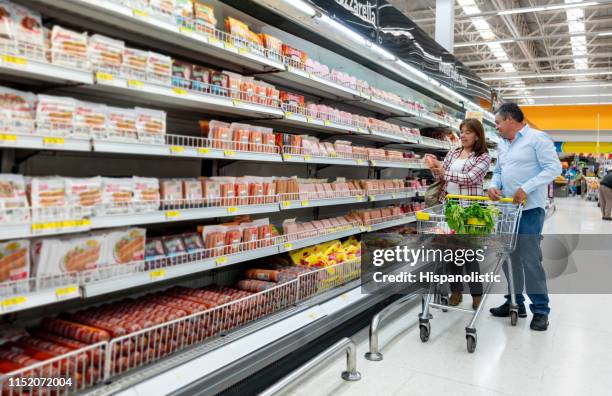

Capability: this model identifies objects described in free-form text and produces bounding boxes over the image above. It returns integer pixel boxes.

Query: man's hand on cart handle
[488,187,502,201]
[513,188,527,205]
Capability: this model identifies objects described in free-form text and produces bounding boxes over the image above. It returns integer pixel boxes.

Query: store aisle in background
[279,197,612,396]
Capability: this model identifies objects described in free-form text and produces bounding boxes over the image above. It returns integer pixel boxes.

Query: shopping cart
[415,194,523,353]
[584,177,599,201]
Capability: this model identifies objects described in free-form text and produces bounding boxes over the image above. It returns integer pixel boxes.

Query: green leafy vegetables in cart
[444,201,500,235]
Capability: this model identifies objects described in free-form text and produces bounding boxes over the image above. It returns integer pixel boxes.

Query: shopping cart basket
[415,194,523,353]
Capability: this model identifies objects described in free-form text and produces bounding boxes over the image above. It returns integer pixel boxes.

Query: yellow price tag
[392,193,397,199]
[281,201,291,208]
[340,293,348,301]
[329,151,337,158]
[2,55,27,66]
[95,72,114,81]
[31,219,90,231]
[356,159,365,165]
[287,65,294,72]
[55,285,78,300]
[300,200,310,207]
[359,226,367,232]
[371,160,377,166]
[2,296,26,311]
[225,42,236,51]
[284,111,293,118]
[227,206,238,214]
[284,243,293,250]
[357,127,365,133]
[224,150,235,156]
[208,37,220,45]
[127,79,144,88]
[43,137,65,146]
[232,99,243,107]
[323,120,331,126]
[150,269,166,281]
[370,195,376,201]
[0,134,17,142]
[215,256,228,265]
[169,145,185,153]
[356,195,364,202]
[132,8,148,19]
[239,47,250,54]
[282,154,292,160]
[179,26,193,34]
[166,210,181,219]
[306,116,314,123]
[198,148,210,155]
[172,87,188,95]
[304,155,312,161]
[308,312,317,320]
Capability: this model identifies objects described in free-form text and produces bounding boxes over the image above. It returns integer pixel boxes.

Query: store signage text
[439,62,468,88]
[334,0,376,26]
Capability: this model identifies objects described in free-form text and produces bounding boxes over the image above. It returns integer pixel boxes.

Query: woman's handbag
[424,180,444,207]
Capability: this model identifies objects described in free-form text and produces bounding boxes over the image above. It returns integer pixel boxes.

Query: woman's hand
[432,165,445,179]
[424,154,441,169]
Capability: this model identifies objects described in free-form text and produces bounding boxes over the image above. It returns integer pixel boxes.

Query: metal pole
[365,293,420,361]
[259,338,361,396]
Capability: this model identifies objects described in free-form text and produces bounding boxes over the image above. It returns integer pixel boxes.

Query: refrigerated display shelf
[0,134,91,152]
[0,55,93,85]
[368,129,419,144]
[274,112,365,135]
[279,196,366,210]
[368,190,415,202]
[369,159,425,169]
[281,153,369,167]
[0,283,80,314]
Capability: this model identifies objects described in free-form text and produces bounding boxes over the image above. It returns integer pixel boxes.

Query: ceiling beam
[480,68,612,81]
[454,30,612,47]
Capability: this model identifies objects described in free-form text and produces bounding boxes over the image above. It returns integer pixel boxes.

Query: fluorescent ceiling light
[599,32,612,36]
[495,1,600,17]
[545,1,599,11]
[498,7,545,15]
[482,70,612,80]
[283,0,316,17]
[499,82,612,90]
[318,14,365,44]
[505,93,612,99]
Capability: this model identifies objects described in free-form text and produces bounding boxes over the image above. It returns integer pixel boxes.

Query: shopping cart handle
[445,194,519,204]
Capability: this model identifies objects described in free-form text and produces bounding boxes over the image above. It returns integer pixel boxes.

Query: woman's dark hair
[459,118,488,156]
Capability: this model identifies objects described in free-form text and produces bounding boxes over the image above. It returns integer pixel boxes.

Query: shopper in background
[566,165,578,196]
[600,169,612,220]
[426,118,490,309]
[488,103,562,331]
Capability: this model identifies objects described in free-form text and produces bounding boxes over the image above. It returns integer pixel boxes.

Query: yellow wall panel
[559,142,612,154]
[522,105,612,131]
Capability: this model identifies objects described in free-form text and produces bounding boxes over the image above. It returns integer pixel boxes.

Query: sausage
[40,318,111,344]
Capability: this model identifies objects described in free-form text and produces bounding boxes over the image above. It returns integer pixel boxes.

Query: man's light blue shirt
[491,124,562,211]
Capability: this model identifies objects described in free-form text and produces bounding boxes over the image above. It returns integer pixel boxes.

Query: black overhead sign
[309,0,491,102]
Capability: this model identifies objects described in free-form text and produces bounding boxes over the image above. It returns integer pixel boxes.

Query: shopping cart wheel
[440,295,449,312]
[419,322,430,342]
[466,335,476,353]
[510,310,518,326]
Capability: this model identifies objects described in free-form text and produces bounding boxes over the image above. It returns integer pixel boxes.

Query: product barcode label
[169,146,185,153]
[166,210,181,219]
[355,195,364,201]
[95,72,114,82]
[127,79,144,88]
[284,111,293,118]
[43,137,65,146]
[172,87,188,95]
[198,148,210,155]
[2,55,26,66]
[55,285,79,300]
[284,243,293,250]
[0,134,16,142]
[227,206,238,214]
[370,160,377,166]
[215,256,228,265]
[282,154,292,160]
[323,120,331,126]
[232,99,243,107]
[281,201,291,208]
[2,296,26,312]
[132,8,148,19]
[300,200,310,207]
[356,159,365,165]
[224,150,235,156]
[303,155,312,161]
[306,116,314,123]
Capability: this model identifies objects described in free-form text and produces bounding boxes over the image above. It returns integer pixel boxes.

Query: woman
[427,118,491,309]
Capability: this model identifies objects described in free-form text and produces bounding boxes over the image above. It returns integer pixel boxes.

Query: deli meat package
[0,174,29,224]
[101,178,133,215]
[33,234,105,278]
[122,46,148,80]
[27,177,67,221]
[0,87,36,134]
[106,107,138,142]
[147,51,172,86]
[49,25,88,69]
[65,177,102,217]
[132,176,159,212]
[35,95,75,137]
[10,2,44,58]
[105,228,145,265]
[135,107,166,144]
[88,34,124,74]
[73,100,107,139]
[0,239,30,289]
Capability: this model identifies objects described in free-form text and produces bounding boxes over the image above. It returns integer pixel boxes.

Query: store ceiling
[392,0,612,106]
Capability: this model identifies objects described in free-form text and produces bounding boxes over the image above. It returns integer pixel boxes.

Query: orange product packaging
[282,44,307,65]
[194,1,217,31]
[242,223,259,250]
[234,178,249,206]
[248,180,264,205]
[223,225,242,255]
[223,71,243,99]
[240,76,257,103]
[220,182,235,207]
[279,91,304,108]
[0,239,30,286]
[249,129,262,152]
[160,179,183,207]
[229,123,251,151]
[262,132,276,153]
[259,34,283,57]
[263,179,276,204]
[200,120,232,149]
[183,179,203,205]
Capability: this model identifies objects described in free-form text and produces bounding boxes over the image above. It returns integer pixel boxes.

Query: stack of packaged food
[199,120,276,152]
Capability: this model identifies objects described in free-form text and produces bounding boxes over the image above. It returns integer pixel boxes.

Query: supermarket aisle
[279,197,612,396]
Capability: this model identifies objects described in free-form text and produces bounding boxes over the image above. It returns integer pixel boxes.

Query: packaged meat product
[27,177,66,220]
[200,120,231,149]
[40,318,111,344]
[0,239,29,285]
[282,44,307,66]
[0,174,29,224]
[135,107,166,144]
[210,71,229,96]
[50,26,88,69]
[192,64,211,92]
[248,180,263,205]
[229,123,250,151]
[220,182,235,207]
[162,235,187,258]
[11,3,44,56]
[149,0,175,19]
[35,234,104,277]
[144,237,165,262]
[106,107,138,142]
[122,47,148,80]
[89,34,124,74]
[194,0,217,30]
[171,59,192,89]
[182,233,204,254]
[0,1,15,41]
[73,100,107,139]
[101,178,133,215]
[262,132,276,153]
[174,0,193,21]
[160,179,183,207]
[200,225,225,257]
[183,179,203,205]
[259,33,282,58]
[236,279,276,293]
[0,87,36,134]
[147,51,172,86]
[224,226,242,254]
[65,177,102,217]
[202,179,221,205]
[242,223,258,250]
[263,180,275,204]
[105,228,145,265]
[241,76,257,103]
[234,180,248,206]
[224,71,242,100]
[244,268,282,282]
[35,94,75,136]
[280,91,304,108]
[132,176,159,213]
[249,129,262,152]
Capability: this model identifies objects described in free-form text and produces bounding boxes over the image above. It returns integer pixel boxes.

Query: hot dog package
[105,228,145,265]
[65,177,102,217]
[34,234,104,277]
[0,174,29,224]
[0,87,36,135]
[0,239,30,287]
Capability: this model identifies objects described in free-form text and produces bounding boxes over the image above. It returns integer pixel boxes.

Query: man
[600,169,612,220]
[488,102,562,331]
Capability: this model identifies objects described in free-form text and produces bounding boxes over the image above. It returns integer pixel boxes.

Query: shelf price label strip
[55,285,79,300]
[2,296,27,312]
[31,219,91,232]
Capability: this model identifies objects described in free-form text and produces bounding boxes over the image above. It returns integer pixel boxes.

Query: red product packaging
[40,318,111,344]
[234,181,248,206]
[249,130,262,152]
[262,133,276,153]
[248,181,264,205]
[220,182,235,207]
[230,123,251,151]
[224,226,242,254]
